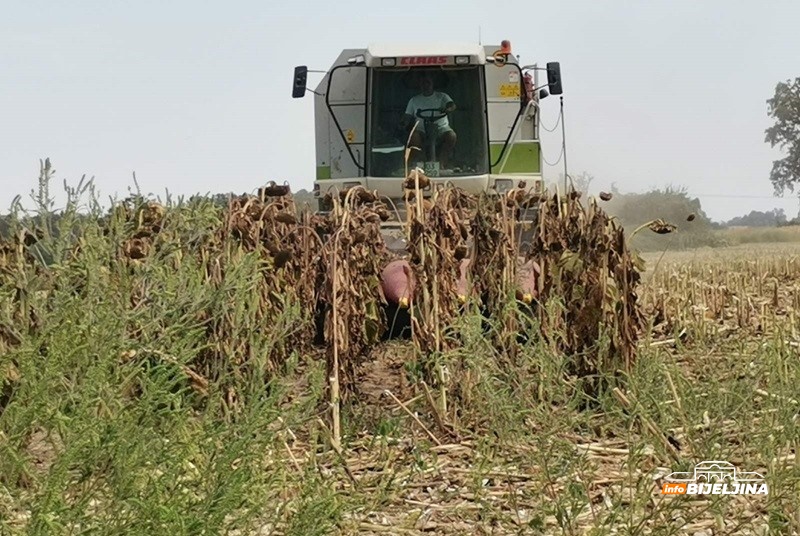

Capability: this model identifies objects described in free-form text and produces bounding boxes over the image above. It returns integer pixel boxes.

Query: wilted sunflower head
[648,219,677,234]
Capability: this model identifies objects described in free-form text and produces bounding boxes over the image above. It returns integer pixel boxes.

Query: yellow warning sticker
[499,83,520,98]
[345,129,356,143]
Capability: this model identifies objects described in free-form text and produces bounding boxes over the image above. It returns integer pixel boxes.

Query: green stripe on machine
[316,166,331,180]
[490,142,540,174]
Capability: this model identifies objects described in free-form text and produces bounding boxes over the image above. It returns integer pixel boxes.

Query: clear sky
[2,0,799,222]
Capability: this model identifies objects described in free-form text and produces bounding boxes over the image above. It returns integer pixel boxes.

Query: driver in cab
[400,71,457,169]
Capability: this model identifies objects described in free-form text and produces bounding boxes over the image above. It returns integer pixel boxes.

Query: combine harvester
[292,40,563,320]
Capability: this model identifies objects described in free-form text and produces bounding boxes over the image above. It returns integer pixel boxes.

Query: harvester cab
[292,40,563,223]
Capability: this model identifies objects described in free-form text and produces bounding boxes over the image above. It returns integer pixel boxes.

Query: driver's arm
[400,97,417,128]
[440,94,456,113]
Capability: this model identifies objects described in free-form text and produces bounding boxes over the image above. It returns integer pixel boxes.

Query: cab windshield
[368,66,488,178]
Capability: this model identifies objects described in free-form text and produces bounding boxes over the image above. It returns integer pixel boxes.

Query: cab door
[326,65,367,178]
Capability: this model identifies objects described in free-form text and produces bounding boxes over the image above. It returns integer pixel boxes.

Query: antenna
[478,26,482,45]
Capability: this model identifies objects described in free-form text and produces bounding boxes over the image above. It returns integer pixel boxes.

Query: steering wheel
[415,107,449,122]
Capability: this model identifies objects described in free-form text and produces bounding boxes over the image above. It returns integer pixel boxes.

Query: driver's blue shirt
[405,91,454,133]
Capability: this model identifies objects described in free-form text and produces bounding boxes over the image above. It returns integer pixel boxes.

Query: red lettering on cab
[399,56,448,66]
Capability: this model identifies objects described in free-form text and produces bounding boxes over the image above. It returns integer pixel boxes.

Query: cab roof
[364,43,486,66]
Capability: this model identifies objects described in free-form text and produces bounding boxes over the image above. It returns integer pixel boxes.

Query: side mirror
[292,66,308,98]
[539,88,549,99]
[546,62,563,95]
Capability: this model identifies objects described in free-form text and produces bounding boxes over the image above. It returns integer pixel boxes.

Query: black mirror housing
[539,88,549,99]
[292,66,308,98]
[546,62,563,95]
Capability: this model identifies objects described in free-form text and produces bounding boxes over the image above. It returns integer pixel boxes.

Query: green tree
[765,78,800,194]
[601,185,723,250]
[726,208,787,227]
